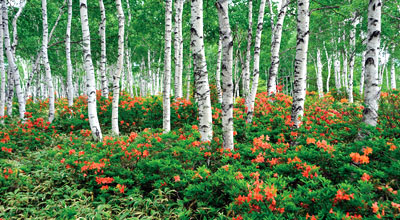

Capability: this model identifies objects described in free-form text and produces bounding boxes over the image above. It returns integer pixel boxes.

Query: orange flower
[235,172,244,180]
[361,173,371,182]
[362,147,373,155]
[174,175,181,182]
[372,202,379,213]
[306,137,316,144]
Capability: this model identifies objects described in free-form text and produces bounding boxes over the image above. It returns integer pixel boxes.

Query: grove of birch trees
[0,0,398,150]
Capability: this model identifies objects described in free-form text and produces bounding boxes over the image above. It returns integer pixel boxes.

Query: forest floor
[1,90,400,219]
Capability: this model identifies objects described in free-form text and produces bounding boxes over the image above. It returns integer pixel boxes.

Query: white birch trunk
[2,0,25,119]
[80,0,103,141]
[334,51,341,90]
[391,57,396,90]
[246,0,266,123]
[217,0,234,150]
[267,0,288,95]
[216,36,223,103]
[99,0,109,98]
[348,14,357,103]
[290,0,309,128]
[343,51,348,90]
[186,58,191,100]
[324,43,332,92]
[316,48,323,98]
[163,0,172,133]
[362,0,381,127]
[66,0,73,107]
[0,7,4,122]
[111,0,125,136]
[243,0,252,100]
[24,1,65,103]
[42,0,55,123]
[174,0,184,99]
[360,51,365,95]
[11,0,25,57]
[191,0,213,142]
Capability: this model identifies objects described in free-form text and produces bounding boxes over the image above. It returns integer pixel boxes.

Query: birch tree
[348,13,357,103]
[216,36,222,103]
[99,0,109,98]
[174,0,184,99]
[163,0,172,133]
[216,0,234,150]
[243,0,252,100]
[79,0,102,141]
[290,0,310,128]
[360,51,365,95]
[246,0,266,123]
[191,0,213,142]
[11,0,25,57]
[324,43,332,92]
[316,48,323,98]
[42,0,55,123]
[112,0,125,136]
[2,0,25,119]
[0,7,4,123]
[66,0,73,107]
[362,0,381,127]
[391,48,396,90]
[267,0,288,95]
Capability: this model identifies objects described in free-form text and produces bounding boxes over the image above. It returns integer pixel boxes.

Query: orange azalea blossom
[174,175,180,182]
[235,172,244,180]
[306,137,316,144]
[222,165,229,171]
[334,189,354,204]
[116,184,126,193]
[350,152,369,164]
[361,173,371,182]
[387,142,397,151]
[362,147,373,155]
[95,176,114,185]
[372,202,379,213]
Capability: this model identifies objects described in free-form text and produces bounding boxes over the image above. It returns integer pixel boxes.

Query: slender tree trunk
[80,0,102,141]
[391,56,396,90]
[246,0,266,123]
[24,1,66,103]
[11,0,25,57]
[163,0,172,133]
[334,51,341,90]
[216,0,234,150]
[42,0,55,123]
[348,14,357,103]
[267,0,288,95]
[191,0,213,142]
[111,0,125,135]
[243,0,252,100]
[360,51,365,95]
[99,0,109,98]
[0,7,4,123]
[324,43,332,93]
[290,0,309,128]
[66,0,73,107]
[215,36,223,103]
[316,48,323,98]
[362,0,381,127]
[174,0,184,99]
[186,50,192,100]
[2,0,25,119]
[343,51,348,90]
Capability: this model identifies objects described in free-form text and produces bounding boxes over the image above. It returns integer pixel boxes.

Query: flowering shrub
[0,90,399,219]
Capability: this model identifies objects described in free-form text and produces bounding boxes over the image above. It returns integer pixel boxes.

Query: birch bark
[290,0,309,128]
[80,0,103,141]
[246,0,266,123]
[191,0,213,142]
[163,0,172,133]
[362,0,381,127]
